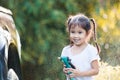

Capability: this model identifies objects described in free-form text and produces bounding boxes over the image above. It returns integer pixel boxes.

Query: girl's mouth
[73,39,81,42]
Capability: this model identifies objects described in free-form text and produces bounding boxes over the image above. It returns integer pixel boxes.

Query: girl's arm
[66,60,99,77]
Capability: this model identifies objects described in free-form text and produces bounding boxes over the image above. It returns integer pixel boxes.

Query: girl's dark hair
[66,13,100,53]
[90,18,101,53]
[67,14,91,33]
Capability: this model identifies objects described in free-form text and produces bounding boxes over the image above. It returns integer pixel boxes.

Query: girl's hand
[66,68,81,78]
[63,65,69,74]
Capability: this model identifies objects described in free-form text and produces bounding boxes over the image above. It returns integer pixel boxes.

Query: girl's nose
[74,33,79,37]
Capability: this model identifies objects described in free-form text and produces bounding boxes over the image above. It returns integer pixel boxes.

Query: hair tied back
[90,18,101,53]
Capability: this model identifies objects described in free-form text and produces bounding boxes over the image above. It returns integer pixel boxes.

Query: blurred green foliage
[92,4,120,66]
[0,0,120,80]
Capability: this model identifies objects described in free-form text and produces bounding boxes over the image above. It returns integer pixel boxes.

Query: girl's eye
[79,32,82,34]
[71,31,75,33]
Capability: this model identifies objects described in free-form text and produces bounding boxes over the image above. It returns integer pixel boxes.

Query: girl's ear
[86,30,93,42]
[87,30,92,37]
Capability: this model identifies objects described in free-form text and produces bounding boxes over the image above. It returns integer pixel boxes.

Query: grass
[95,62,120,80]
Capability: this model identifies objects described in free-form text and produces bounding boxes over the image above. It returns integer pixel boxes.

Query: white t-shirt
[61,44,100,80]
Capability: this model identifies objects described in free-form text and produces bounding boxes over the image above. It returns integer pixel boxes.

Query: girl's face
[70,25,88,46]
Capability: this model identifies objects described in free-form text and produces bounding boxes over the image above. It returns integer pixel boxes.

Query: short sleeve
[61,46,70,57]
[89,47,100,63]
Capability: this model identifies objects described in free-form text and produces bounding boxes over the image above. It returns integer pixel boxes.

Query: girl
[61,13,100,80]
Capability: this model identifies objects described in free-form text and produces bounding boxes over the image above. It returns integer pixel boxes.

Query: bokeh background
[0,0,120,80]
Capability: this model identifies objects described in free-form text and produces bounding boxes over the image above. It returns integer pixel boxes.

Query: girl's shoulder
[87,44,98,53]
[61,45,71,56]
[88,44,97,50]
[62,45,71,50]
[87,44,100,62]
